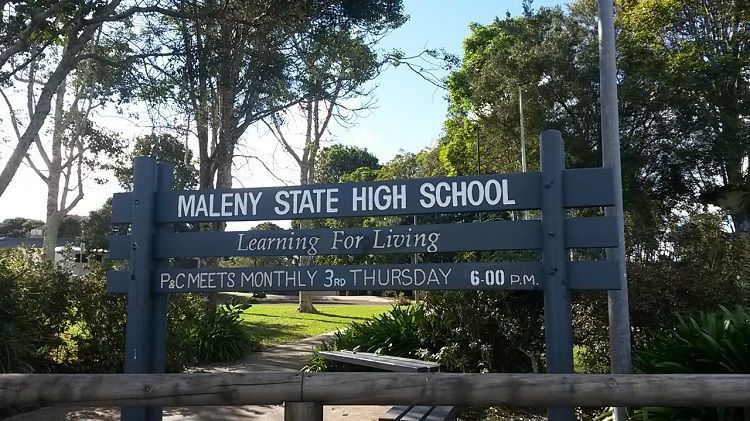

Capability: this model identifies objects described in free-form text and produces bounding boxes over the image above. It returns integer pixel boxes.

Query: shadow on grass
[246,311,374,322]
[243,321,343,345]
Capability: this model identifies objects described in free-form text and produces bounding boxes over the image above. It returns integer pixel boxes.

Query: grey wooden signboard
[107,130,623,421]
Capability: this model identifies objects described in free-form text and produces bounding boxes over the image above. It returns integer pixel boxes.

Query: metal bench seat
[318,350,441,372]
[318,350,454,420]
[379,405,457,421]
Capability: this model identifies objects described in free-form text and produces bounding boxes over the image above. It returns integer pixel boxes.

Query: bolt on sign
[107,130,623,421]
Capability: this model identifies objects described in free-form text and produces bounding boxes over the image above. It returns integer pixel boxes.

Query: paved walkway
[6,332,389,421]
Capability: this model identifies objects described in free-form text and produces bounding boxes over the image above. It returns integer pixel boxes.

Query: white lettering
[178,195,195,218]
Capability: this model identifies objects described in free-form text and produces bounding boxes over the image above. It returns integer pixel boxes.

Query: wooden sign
[107,130,624,421]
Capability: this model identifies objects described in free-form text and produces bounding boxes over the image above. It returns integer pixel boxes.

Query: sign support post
[121,158,169,421]
[540,130,575,421]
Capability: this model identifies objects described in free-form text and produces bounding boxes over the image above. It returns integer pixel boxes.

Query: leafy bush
[68,261,127,373]
[306,292,546,374]
[0,248,73,372]
[190,304,259,363]
[631,306,750,420]
[0,247,257,374]
[575,213,750,374]
[418,291,545,373]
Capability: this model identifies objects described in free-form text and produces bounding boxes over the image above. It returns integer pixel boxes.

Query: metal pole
[597,2,632,420]
[519,86,527,173]
[413,214,418,303]
[520,86,529,220]
[476,124,482,222]
[540,130,575,421]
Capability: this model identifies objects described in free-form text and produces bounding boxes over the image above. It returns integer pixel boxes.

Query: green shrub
[71,268,257,371]
[68,261,127,373]
[575,213,750,374]
[0,248,73,372]
[190,304,259,363]
[419,291,545,373]
[0,248,257,374]
[631,306,750,420]
[183,305,258,363]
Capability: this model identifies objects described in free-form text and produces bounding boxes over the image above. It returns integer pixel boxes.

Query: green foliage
[112,134,198,191]
[79,199,115,251]
[0,218,44,237]
[575,212,750,373]
[305,296,545,375]
[630,306,750,421]
[0,247,257,374]
[418,291,545,373]
[0,248,73,372]
[190,304,258,363]
[67,261,127,373]
[314,144,380,183]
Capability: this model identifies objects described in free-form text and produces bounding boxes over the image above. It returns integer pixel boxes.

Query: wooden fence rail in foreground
[2,373,750,408]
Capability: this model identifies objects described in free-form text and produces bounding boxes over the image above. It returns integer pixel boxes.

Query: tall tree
[619,0,750,232]
[0,0,164,197]
[112,133,198,191]
[264,25,391,312]
[3,42,125,259]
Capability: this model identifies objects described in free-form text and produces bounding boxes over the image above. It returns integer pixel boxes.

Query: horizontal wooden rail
[2,373,749,408]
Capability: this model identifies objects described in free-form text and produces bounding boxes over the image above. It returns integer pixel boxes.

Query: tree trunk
[299,290,317,313]
[43,77,67,261]
[43,212,62,261]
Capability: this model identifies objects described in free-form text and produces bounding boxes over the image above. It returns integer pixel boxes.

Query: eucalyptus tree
[263,9,405,312]
[134,0,405,312]
[0,0,172,198]
[139,1,404,195]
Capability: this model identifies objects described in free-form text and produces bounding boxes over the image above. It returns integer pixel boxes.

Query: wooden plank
[302,373,750,407]
[284,401,322,421]
[425,406,456,421]
[379,406,412,421]
[105,260,621,294]
[565,217,618,249]
[561,168,615,208]
[110,192,133,224]
[108,220,543,260]
[356,353,441,372]
[0,372,301,406]
[107,217,618,260]
[401,406,431,421]
[2,373,750,407]
[110,168,615,223]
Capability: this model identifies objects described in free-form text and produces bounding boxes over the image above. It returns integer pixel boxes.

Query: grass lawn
[240,304,391,346]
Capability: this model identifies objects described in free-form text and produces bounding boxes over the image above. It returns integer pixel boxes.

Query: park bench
[318,350,456,421]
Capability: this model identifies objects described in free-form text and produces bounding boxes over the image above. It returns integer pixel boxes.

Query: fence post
[121,157,158,421]
[540,130,575,421]
[284,402,323,421]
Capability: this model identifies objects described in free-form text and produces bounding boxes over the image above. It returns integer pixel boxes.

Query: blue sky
[338,0,566,162]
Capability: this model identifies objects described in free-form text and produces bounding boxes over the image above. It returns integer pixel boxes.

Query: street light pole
[476,123,482,222]
[597,2,632,420]
[519,86,529,221]
[519,86,527,173]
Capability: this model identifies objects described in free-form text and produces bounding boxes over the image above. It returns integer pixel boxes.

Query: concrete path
[5,332,390,421]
